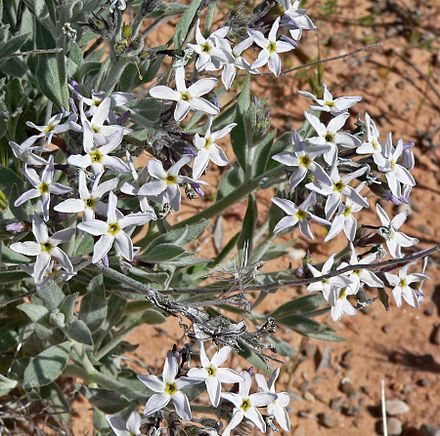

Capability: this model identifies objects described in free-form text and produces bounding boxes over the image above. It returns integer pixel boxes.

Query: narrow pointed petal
[92,235,114,263]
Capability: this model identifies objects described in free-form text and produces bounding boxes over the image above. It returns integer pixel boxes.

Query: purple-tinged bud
[183,146,197,157]
[102,254,109,268]
[69,97,78,115]
[280,15,300,30]
[70,80,81,94]
[6,222,26,233]
[279,34,297,48]
[294,266,305,278]
[116,110,131,125]
[402,141,415,151]
[189,181,205,197]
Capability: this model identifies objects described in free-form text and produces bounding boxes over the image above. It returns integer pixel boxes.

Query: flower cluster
[106,344,291,435]
[271,85,425,319]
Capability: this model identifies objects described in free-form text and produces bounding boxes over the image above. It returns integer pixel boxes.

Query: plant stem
[100,57,130,93]
[173,165,286,229]
[63,364,146,400]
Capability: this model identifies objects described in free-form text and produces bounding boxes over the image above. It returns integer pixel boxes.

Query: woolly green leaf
[23,341,71,388]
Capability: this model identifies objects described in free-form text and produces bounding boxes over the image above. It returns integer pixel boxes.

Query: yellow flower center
[240,398,252,411]
[343,206,352,217]
[107,222,120,236]
[372,139,380,150]
[180,91,191,102]
[339,288,347,299]
[333,181,345,193]
[325,132,335,143]
[39,182,49,194]
[206,365,217,377]
[44,124,55,134]
[353,269,360,276]
[299,155,311,168]
[201,42,211,53]
[267,41,277,54]
[85,197,97,209]
[164,382,178,396]
[295,209,307,220]
[89,150,103,163]
[165,175,177,185]
[204,137,212,149]
[399,278,407,287]
[40,241,53,253]
[324,100,335,107]
[92,125,100,133]
[92,98,102,107]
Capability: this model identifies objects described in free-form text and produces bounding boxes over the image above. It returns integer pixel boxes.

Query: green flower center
[40,241,53,253]
[180,91,191,102]
[165,382,178,396]
[295,209,307,220]
[325,132,335,143]
[39,182,49,194]
[90,150,103,163]
[299,155,311,168]
[85,197,97,209]
[343,206,352,217]
[107,222,120,236]
[240,398,252,411]
[165,175,177,185]
[267,41,277,53]
[333,181,345,193]
[204,137,212,149]
[390,159,396,171]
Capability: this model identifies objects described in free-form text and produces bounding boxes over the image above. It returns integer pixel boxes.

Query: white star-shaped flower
[187,21,229,71]
[149,66,219,122]
[248,17,296,77]
[272,130,331,190]
[213,36,256,89]
[305,111,361,165]
[340,244,384,293]
[54,170,119,221]
[10,214,74,283]
[328,285,358,321]
[356,112,383,156]
[192,117,236,179]
[138,351,201,420]
[324,182,367,242]
[9,136,48,166]
[272,192,330,239]
[306,166,369,220]
[298,84,362,116]
[385,264,427,308]
[279,0,316,40]
[26,112,80,144]
[67,124,130,175]
[307,255,352,300]
[138,156,207,211]
[376,203,419,258]
[14,155,72,221]
[221,371,276,436]
[187,342,244,407]
[77,192,154,263]
[375,133,416,199]
[255,368,291,432]
[105,411,141,436]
